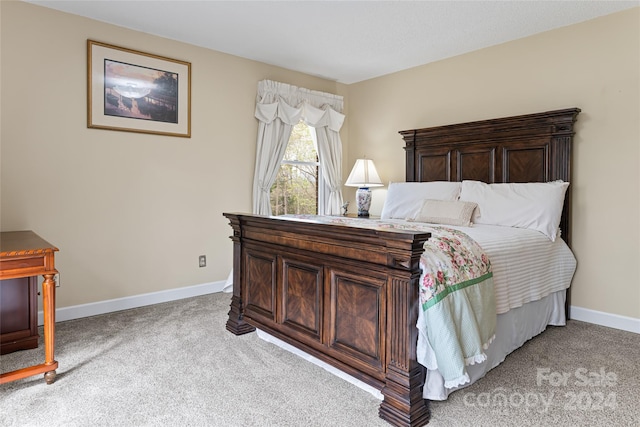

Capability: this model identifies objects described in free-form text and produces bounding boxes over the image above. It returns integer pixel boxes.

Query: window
[270,121,322,215]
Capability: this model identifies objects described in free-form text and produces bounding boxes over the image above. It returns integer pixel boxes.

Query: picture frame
[87,40,191,138]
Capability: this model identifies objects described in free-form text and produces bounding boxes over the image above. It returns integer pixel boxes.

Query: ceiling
[25,0,638,84]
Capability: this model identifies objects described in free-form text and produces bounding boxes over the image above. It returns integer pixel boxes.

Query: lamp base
[356,187,372,217]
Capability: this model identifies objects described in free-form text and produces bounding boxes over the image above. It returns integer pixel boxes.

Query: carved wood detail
[225,215,255,335]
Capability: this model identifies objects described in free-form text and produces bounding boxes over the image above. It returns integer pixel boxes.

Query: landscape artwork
[104,60,178,124]
[88,40,191,137]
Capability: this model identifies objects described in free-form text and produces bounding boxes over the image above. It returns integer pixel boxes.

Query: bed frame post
[224,213,256,336]
[379,247,431,426]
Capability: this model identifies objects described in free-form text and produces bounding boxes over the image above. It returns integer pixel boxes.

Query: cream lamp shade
[345,159,383,217]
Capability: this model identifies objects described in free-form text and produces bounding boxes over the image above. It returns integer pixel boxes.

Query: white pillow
[408,199,478,226]
[459,180,569,241]
[380,181,461,220]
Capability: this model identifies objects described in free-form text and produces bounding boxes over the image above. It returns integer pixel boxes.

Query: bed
[224,107,580,426]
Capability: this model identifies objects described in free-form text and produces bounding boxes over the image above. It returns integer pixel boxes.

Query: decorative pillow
[408,199,478,226]
[380,181,462,220]
[459,180,569,241]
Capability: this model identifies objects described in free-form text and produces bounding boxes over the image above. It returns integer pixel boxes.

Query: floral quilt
[417,226,495,388]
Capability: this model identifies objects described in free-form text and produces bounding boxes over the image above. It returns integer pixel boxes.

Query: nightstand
[0,231,59,384]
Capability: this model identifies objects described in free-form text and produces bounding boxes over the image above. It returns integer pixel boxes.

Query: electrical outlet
[54,273,60,287]
[199,255,206,268]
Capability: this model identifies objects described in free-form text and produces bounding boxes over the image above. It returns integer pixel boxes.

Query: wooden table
[0,231,58,384]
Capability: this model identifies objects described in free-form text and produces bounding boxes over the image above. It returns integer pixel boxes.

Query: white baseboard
[38,286,638,336]
[38,280,227,326]
[570,305,640,334]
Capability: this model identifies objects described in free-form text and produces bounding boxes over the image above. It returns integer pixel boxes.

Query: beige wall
[346,8,640,319]
[0,1,346,307]
[2,2,638,321]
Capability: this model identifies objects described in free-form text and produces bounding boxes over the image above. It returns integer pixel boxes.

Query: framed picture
[87,40,191,138]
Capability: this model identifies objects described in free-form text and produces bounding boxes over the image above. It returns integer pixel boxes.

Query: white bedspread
[446,224,577,314]
[372,219,577,313]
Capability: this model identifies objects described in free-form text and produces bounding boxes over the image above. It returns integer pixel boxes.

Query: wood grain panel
[456,147,496,182]
[281,257,323,340]
[417,150,450,182]
[244,249,276,320]
[328,269,385,371]
[503,145,548,182]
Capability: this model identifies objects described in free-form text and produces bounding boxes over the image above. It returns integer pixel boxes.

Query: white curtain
[253,80,345,215]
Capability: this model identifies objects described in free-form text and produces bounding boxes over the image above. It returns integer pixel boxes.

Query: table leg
[42,273,57,384]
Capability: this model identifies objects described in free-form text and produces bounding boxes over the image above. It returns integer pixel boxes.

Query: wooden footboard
[224,213,432,427]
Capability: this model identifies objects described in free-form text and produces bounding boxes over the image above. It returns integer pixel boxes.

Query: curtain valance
[256,79,343,111]
[255,100,345,132]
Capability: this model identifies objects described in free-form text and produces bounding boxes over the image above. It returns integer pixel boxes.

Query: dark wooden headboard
[400,108,580,245]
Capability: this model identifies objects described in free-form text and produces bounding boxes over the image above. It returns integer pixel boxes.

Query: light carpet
[1,292,638,426]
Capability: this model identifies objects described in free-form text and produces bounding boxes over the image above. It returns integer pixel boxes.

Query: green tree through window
[270,121,319,215]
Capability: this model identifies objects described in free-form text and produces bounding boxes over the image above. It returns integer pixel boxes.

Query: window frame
[270,122,326,215]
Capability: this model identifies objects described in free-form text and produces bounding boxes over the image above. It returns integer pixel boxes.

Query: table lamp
[345,159,383,217]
